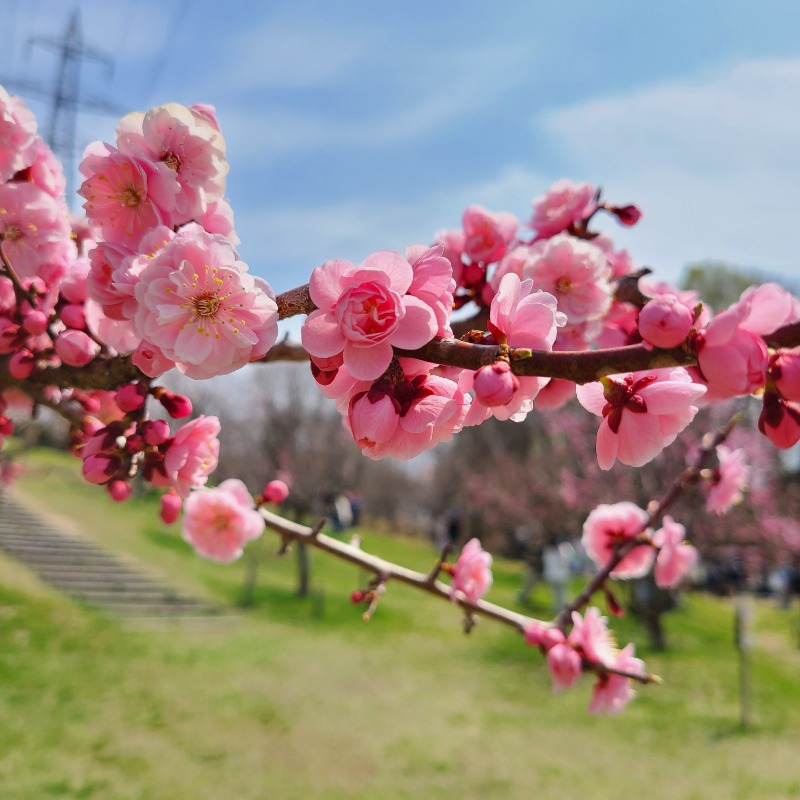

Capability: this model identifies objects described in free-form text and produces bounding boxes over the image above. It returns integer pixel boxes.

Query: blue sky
[7,0,800,304]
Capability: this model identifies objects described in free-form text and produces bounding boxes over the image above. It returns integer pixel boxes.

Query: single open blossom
[652,516,698,588]
[461,204,518,264]
[450,538,493,604]
[522,234,611,325]
[78,142,179,247]
[582,502,653,579]
[588,644,643,715]
[529,179,597,238]
[153,415,220,497]
[301,251,438,381]
[705,445,749,514]
[568,607,617,665]
[576,368,706,470]
[134,225,278,379]
[182,478,264,562]
[347,369,469,460]
[695,283,797,398]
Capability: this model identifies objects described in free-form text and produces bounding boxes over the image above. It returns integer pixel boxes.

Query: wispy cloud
[539,58,800,281]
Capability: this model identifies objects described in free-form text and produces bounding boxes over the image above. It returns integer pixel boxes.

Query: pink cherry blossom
[182,478,264,562]
[450,538,493,604]
[461,273,566,423]
[27,137,67,199]
[132,340,176,377]
[576,368,706,470]
[568,607,616,665]
[116,103,228,223]
[347,369,469,460]
[405,244,455,338]
[652,515,698,588]
[522,234,611,325]
[301,251,438,381]
[588,644,643,715]
[78,142,178,247]
[705,445,749,514]
[0,182,71,281]
[582,502,653,579]
[134,225,278,379]
[523,620,565,650]
[638,293,695,348]
[154,415,221,497]
[461,204,518,264]
[547,643,582,692]
[529,179,597,238]
[0,87,38,182]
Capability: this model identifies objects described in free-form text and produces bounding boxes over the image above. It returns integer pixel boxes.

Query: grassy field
[1,447,799,799]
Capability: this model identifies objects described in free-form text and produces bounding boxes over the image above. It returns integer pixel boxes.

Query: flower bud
[609,204,642,227]
[59,303,87,330]
[770,347,800,401]
[160,491,182,524]
[141,419,171,446]
[473,361,520,406]
[9,349,34,379]
[22,309,48,335]
[759,392,800,449]
[156,389,192,419]
[263,479,289,504]
[82,453,119,485]
[107,480,132,502]
[115,382,148,413]
[54,330,100,367]
[638,294,694,348]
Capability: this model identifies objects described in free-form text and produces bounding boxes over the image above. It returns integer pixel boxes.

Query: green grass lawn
[1,447,799,799]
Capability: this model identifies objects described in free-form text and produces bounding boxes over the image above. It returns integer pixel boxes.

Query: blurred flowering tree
[2,86,800,713]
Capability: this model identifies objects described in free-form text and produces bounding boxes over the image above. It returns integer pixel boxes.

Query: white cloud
[540,58,800,283]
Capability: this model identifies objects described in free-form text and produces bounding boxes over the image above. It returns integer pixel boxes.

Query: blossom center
[162,150,182,171]
[556,276,573,294]
[120,187,144,208]
[191,292,222,318]
[3,224,22,242]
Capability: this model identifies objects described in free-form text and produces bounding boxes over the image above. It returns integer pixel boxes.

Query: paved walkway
[0,493,224,621]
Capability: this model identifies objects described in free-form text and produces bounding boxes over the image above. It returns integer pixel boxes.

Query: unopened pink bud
[60,304,87,330]
[9,349,34,379]
[610,204,642,227]
[107,480,132,502]
[771,347,800,401]
[0,415,14,436]
[263,479,289,504]
[524,620,566,650]
[82,453,119,485]
[160,491,182,524]
[115,383,148,413]
[638,294,694,348]
[22,309,48,335]
[54,330,100,367]
[473,361,520,406]
[157,390,192,419]
[141,419,171,446]
[0,320,21,353]
[759,392,800,449]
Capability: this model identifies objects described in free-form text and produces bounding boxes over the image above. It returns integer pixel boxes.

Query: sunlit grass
[1,447,799,799]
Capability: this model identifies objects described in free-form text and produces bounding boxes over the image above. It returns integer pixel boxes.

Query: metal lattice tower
[3,8,121,204]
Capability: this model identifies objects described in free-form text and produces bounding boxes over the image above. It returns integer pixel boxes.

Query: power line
[1,7,123,205]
